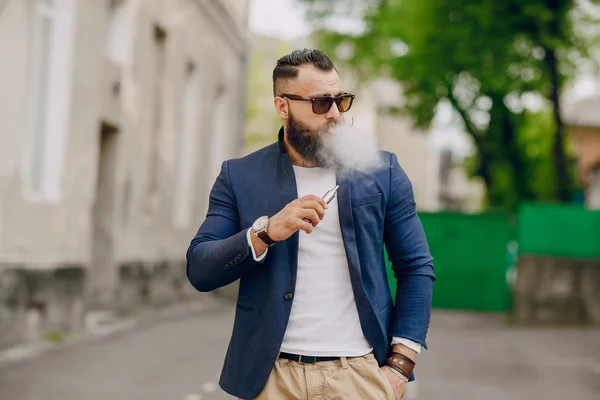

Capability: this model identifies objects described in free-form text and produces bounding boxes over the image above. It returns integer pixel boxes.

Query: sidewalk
[0,292,222,365]
[408,311,600,400]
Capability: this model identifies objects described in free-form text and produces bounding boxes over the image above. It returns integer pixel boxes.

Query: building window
[105,0,134,67]
[173,62,200,228]
[148,24,167,196]
[24,0,77,202]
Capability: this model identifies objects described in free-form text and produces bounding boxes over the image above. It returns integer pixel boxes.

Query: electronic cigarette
[322,185,339,204]
[304,185,339,224]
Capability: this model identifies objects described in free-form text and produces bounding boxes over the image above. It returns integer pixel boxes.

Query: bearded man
[186,49,436,400]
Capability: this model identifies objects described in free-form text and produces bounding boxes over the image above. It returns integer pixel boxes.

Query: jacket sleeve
[383,153,436,349]
[186,160,266,292]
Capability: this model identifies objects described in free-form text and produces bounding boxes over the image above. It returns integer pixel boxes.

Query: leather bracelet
[384,365,409,382]
[385,362,410,379]
[386,352,415,378]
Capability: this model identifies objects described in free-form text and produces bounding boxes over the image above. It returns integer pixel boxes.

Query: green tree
[299,0,596,208]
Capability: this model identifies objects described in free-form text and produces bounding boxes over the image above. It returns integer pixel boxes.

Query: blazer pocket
[236,303,254,313]
[352,193,382,208]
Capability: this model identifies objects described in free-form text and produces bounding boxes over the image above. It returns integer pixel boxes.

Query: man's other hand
[381,366,407,400]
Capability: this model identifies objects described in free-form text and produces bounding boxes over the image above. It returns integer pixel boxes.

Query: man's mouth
[318,123,339,136]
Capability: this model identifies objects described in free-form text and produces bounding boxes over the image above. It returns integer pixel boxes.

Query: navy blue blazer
[186,129,436,399]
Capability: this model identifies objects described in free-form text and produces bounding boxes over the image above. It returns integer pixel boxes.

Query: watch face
[253,216,268,231]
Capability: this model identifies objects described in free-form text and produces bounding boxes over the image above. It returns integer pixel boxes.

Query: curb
[0,293,224,365]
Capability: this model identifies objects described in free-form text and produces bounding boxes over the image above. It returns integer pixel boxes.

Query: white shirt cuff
[247,228,268,262]
[391,337,422,354]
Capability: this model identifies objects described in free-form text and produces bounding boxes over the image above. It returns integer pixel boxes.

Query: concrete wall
[0,0,249,348]
[588,167,600,209]
[515,255,600,325]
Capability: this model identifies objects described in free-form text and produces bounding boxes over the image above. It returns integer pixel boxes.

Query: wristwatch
[252,216,276,247]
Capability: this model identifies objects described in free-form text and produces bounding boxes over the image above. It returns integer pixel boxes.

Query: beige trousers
[241,352,394,400]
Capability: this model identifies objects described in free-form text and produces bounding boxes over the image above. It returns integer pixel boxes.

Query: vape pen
[304,185,339,224]
[322,185,340,204]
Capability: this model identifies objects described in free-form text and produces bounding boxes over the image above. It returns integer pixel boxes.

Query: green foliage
[518,111,558,201]
[299,0,595,208]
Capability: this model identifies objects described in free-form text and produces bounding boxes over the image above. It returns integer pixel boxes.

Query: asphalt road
[0,302,234,400]
[1,299,599,400]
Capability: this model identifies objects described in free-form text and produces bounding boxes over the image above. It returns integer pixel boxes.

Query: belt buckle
[298,355,316,365]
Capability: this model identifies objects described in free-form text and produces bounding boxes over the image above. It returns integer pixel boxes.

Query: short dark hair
[273,49,336,96]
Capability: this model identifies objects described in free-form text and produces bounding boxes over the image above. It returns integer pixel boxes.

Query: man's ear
[274,97,288,120]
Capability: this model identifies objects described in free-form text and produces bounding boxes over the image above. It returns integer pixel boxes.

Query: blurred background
[0,0,600,399]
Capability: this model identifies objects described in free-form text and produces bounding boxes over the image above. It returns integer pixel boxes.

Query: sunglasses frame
[280,93,356,115]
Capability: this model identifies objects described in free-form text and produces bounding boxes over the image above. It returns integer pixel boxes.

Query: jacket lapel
[336,172,362,280]
[337,171,382,348]
[275,131,300,291]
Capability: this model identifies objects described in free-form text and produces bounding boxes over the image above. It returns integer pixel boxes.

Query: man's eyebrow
[311,91,346,97]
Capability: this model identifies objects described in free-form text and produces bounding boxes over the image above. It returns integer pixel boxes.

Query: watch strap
[256,229,276,246]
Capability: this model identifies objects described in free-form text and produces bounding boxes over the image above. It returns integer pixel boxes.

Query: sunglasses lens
[313,98,334,114]
[337,96,353,112]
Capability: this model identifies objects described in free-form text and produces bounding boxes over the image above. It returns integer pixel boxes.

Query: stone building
[564,93,600,209]
[0,0,250,348]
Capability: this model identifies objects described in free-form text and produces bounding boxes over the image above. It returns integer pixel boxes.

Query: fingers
[299,194,329,211]
[284,194,330,235]
[298,199,327,220]
[298,208,320,227]
[297,219,314,235]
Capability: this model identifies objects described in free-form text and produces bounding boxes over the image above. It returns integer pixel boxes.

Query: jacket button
[284,292,293,300]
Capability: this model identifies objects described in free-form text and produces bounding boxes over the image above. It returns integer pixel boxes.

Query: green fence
[517,203,600,259]
[385,204,600,312]
[386,211,514,312]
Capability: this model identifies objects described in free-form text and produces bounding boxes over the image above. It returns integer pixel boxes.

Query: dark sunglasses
[280,93,355,115]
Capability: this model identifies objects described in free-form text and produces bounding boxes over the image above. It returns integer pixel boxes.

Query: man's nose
[324,102,340,120]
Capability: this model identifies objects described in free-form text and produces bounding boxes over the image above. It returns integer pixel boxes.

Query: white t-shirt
[279,166,372,356]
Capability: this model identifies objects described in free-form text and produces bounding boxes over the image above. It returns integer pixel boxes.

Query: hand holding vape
[303,185,339,224]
